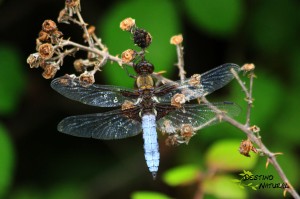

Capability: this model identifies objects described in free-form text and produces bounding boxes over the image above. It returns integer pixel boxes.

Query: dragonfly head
[134,60,154,75]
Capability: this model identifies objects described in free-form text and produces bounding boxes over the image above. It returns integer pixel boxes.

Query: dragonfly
[51,61,241,179]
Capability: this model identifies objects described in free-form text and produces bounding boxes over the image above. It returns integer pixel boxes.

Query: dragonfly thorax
[136,75,154,90]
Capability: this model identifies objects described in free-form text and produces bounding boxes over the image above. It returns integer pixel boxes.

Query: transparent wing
[57,108,142,140]
[157,102,241,133]
[51,75,138,107]
[156,63,240,102]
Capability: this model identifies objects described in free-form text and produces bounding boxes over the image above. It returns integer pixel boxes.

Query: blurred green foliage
[184,0,244,37]
[0,124,14,198]
[0,45,25,115]
[162,164,199,186]
[131,191,171,199]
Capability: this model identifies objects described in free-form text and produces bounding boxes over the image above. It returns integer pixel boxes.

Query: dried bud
[133,29,152,48]
[121,100,135,110]
[42,64,58,79]
[170,34,183,45]
[171,93,186,108]
[241,63,255,71]
[239,139,258,157]
[73,59,85,72]
[121,49,136,63]
[189,74,201,86]
[65,0,80,8]
[38,43,54,60]
[38,31,50,42]
[27,53,41,68]
[79,71,95,86]
[42,20,57,33]
[58,9,70,24]
[120,17,135,31]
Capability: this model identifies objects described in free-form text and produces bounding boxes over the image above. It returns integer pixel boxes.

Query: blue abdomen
[142,114,159,179]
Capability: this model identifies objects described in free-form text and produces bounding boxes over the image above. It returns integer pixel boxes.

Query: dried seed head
[27,53,41,68]
[42,20,57,33]
[239,139,258,157]
[120,17,135,31]
[121,49,136,63]
[38,31,50,42]
[79,71,95,86]
[189,74,201,86]
[121,100,135,110]
[133,29,152,48]
[73,59,85,72]
[38,43,54,60]
[170,34,183,45]
[241,63,255,71]
[42,64,58,79]
[171,93,186,108]
[65,0,80,8]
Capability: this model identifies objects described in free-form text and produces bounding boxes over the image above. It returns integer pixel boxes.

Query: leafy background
[0,0,300,198]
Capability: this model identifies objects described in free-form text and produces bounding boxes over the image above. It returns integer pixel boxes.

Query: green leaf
[0,123,15,198]
[231,69,283,129]
[203,175,247,198]
[184,0,244,37]
[0,44,26,115]
[131,191,171,199]
[205,139,258,171]
[231,179,241,183]
[251,186,257,191]
[162,164,199,186]
[99,0,180,87]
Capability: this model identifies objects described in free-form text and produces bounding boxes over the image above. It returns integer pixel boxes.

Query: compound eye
[134,61,154,75]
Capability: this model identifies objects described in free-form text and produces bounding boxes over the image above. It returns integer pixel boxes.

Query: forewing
[57,108,142,139]
[156,63,240,102]
[51,75,137,107]
[157,102,241,133]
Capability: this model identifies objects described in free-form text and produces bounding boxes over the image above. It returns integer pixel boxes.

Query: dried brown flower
[73,59,85,72]
[189,74,201,86]
[161,120,176,134]
[180,124,194,144]
[42,20,57,33]
[121,49,136,63]
[120,17,135,31]
[38,43,54,60]
[239,139,258,157]
[65,0,80,8]
[170,34,183,45]
[79,71,95,86]
[27,53,41,68]
[38,31,50,42]
[42,64,58,79]
[241,63,255,71]
[171,93,186,108]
